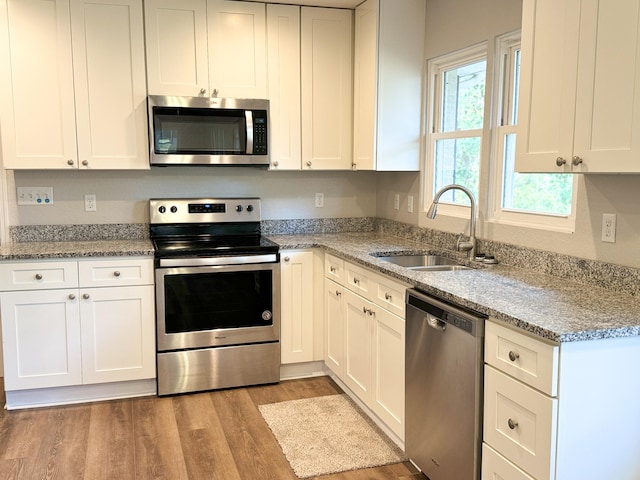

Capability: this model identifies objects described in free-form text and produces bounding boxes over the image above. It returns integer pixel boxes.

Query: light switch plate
[17,187,53,205]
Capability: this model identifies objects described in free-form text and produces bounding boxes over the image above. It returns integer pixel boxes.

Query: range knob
[246,204,254,212]
[170,206,178,213]
[236,205,243,212]
[158,206,166,214]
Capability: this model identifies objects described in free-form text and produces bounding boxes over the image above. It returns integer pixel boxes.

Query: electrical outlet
[393,194,400,210]
[601,213,616,243]
[315,193,324,208]
[408,195,414,213]
[17,187,53,205]
[84,194,97,212]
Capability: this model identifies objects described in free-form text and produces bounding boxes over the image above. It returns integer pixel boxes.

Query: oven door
[155,261,280,351]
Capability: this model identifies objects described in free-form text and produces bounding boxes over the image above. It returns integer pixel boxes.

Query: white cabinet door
[0,0,78,169]
[301,7,353,170]
[71,0,148,170]
[144,0,209,96]
[266,3,301,170]
[79,285,155,384]
[343,288,372,401]
[1,289,82,390]
[280,250,314,364]
[324,277,345,378]
[207,0,267,99]
[517,0,640,173]
[353,0,424,172]
[371,305,404,439]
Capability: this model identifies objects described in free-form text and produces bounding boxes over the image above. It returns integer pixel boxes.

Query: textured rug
[258,394,406,478]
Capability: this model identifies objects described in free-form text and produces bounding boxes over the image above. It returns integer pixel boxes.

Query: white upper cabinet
[0,0,148,170]
[301,7,353,170]
[208,0,267,99]
[266,3,302,170]
[145,0,267,99]
[353,0,425,171]
[144,0,209,96]
[517,0,640,173]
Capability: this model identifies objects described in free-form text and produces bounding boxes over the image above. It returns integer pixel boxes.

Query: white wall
[7,168,377,226]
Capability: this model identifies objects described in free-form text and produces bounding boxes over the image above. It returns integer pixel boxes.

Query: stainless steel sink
[374,254,471,271]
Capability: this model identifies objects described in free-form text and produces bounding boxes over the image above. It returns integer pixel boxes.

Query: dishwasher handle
[427,314,446,331]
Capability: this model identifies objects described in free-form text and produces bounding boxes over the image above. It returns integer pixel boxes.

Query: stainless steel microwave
[148,95,269,167]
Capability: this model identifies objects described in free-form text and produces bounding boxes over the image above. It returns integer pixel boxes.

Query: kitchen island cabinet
[517,0,640,173]
[0,257,155,409]
[0,0,148,170]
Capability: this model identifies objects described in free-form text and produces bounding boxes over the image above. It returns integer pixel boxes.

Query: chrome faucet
[426,184,477,260]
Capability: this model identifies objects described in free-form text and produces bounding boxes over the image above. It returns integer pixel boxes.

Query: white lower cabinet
[280,250,315,364]
[0,257,155,407]
[324,253,406,440]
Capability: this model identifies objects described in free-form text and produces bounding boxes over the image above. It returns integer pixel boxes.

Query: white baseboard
[280,360,328,380]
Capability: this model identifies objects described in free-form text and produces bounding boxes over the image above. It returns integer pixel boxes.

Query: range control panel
[150,198,261,224]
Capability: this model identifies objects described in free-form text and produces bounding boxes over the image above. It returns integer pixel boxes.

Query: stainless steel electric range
[150,197,280,396]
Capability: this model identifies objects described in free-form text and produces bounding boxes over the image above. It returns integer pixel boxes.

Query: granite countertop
[268,232,640,343]
[0,239,154,259]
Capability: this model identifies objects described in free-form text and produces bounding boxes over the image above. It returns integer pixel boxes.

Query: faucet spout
[427,184,477,259]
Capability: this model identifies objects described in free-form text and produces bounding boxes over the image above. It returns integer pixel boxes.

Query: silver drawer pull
[336,290,341,297]
[508,351,520,362]
[83,293,90,300]
[35,273,43,280]
[330,266,336,273]
[113,271,121,277]
[284,256,290,262]
[68,293,76,300]
[354,278,360,285]
[508,418,518,430]
[384,292,392,301]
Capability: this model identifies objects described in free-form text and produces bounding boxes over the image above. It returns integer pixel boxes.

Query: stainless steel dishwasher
[405,288,485,480]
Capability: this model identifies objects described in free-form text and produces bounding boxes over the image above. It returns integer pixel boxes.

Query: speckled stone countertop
[0,239,154,259]
[267,232,640,343]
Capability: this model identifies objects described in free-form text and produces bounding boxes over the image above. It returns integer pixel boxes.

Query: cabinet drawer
[344,262,373,298]
[372,273,406,317]
[325,253,344,284]
[485,320,559,396]
[78,258,153,287]
[484,366,557,480]
[482,443,534,480]
[0,261,78,291]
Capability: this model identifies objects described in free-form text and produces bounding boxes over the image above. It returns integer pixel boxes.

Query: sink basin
[374,254,471,271]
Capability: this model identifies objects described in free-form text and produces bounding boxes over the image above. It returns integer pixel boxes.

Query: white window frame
[424,42,488,219]
[488,30,577,233]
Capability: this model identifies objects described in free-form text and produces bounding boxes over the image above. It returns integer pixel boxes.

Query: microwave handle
[245,110,254,154]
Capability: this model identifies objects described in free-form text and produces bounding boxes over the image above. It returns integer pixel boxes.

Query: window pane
[434,137,481,204]
[502,133,572,215]
[442,60,486,132]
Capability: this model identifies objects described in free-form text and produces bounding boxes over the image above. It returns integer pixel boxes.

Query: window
[491,32,576,231]
[427,44,487,208]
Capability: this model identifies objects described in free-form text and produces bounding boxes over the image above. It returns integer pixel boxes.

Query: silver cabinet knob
[508,418,519,430]
[508,350,520,362]
[362,306,367,314]
[306,161,312,167]
[67,159,74,166]
[68,293,76,300]
[330,266,336,273]
[572,155,583,166]
[113,271,121,277]
[284,256,290,262]
[82,293,90,300]
[353,278,360,285]
[272,161,279,167]
[335,290,341,297]
[384,292,392,301]
[555,157,566,166]
[82,160,88,166]
[35,273,43,280]
[199,88,206,95]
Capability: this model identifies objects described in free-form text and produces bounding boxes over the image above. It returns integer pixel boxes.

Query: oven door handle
[158,254,278,267]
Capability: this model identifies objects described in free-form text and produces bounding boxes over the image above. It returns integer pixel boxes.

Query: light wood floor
[0,376,425,480]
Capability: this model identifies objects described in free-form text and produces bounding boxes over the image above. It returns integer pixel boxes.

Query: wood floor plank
[84,400,136,480]
[132,396,190,480]
[172,393,242,480]
[211,387,297,480]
